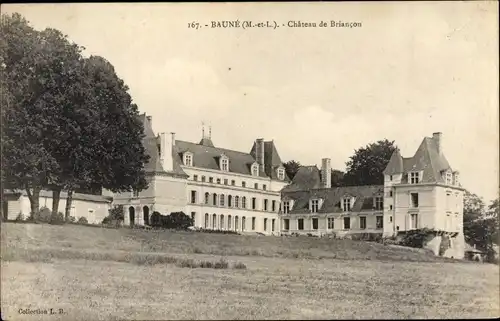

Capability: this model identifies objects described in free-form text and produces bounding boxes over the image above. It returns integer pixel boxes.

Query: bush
[68,216,76,223]
[49,212,65,225]
[351,233,383,242]
[233,262,247,269]
[30,207,52,223]
[196,228,239,235]
[399,228,438,249]
[77,217,88,224]
[150,211,193,230]
[15,212,25,221]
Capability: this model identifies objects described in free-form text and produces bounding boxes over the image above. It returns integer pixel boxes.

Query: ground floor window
[252,217,256,230]
[205,213,209,228]
[235,216,239,230]
[328,217,334,229]
[228,215,232,229]
[298,218,304,230]
[212,214,217,229]
[263,218,267,231]
[376,216,383,229]
[312,218,318,230]
[242,216,246,231]
[343,217,350,230]
[410,214,418,229]
[272,219,275,231]
[360,216,366,229]
[283,219,289,230]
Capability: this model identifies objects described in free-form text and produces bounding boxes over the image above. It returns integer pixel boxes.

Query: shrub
[68,216,76,223]
[399,228,438,248]
[30,207,52,223]
[150,211,193,230]
[233,262,247,269]
[49,212,65,225]
[351,233,383,242]
[77,217,88,224]
[196,228,239,235]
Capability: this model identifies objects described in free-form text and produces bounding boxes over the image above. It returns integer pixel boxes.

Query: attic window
[277,168,285,180]
[410,172,420,184]
[282,201,291,214]
[220,156,229,172]
[342,198,352,212]
[375,197,383,210]
[445,171,453,185]
[454,172,460,186]
[183,152,193,167]
[310,199,320,213]
[251,164,259,176]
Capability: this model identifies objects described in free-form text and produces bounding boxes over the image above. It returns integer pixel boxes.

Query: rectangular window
[252,166,258,176]
[410,214,418,229]
[343,217,350,230]
[446,172,453,185]
[410,193,419,208]
[242,217,246,231]
[376,216,383,229]
[231,180,235,186]
[224,179,228,185]
[221,158,229,171]
[242,181,246,188]
[272,200,276,212]
[252,197,257,210]
[272,219,276,232]
[242,197,247,209]
[390,216,393,222]
[216,178,221,184]
[389,190,393,197]
[278,169,285,180]
[360,216,366,229]
[328,217,335,229]
[252,217,256,230]
[298,219,304,230]
[209,177,214,183]
[191,212,196,224]
[454,173,460,186]
[283,219,290,230]
[343,198,351,212]
[220,195,225,207]
[389,205,393,210]
[254,183,258,189]
[311,199,319,213]
[185,154,192,166]
[312,218,318,230]
[283,201,290,214]
[190,190,197,204]
[201,176,206,182]
[263,184,267,191]
[375,197,383,210]
[264,218,267,231]
[389,175,393,181]
[193,175,198,181]
[264,199,268,211]
[410,172,420,184]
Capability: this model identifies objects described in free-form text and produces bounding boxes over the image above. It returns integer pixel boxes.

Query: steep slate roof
[139,114,188,177]
[282,166,322,192]
[383,136,453,184]
[282,185,384,214]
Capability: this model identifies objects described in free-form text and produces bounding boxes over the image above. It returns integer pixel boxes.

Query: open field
[1,223,499,320]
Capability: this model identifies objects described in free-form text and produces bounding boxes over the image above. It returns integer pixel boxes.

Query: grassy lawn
[1,222,499,320]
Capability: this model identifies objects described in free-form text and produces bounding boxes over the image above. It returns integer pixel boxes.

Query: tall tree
[342,139,397,186]
[487,199,499,219]
[283,160,301,180]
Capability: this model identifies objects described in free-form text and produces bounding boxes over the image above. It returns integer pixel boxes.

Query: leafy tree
[283,160,301,180]
[463,190,486,223]
[331,169,345,187]
[1,13,59,214]
[487,199,499,219]
[342,139,397,186]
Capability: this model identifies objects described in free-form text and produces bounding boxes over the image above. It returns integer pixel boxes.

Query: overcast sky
[4,3,498,203]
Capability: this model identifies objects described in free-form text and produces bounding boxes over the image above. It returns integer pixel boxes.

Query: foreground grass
[1,222,498,320]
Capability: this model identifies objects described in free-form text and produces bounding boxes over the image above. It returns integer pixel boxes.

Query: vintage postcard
[1,2,498,320]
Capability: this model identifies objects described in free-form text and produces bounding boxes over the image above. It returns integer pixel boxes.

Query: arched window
[220,215,225,229]
[205,192,210,204]
[212,214,217,229]
[204,213,209,228]
[242,216,246,231]
[143,206,150,226]
[242,197,247,209]
[128,206,135,226]
[235,216,239,231]
[235,196,239,208]
[228,195,233,207]
[213,193,218,206]
[220,194,225,207]
[228,215,232,229]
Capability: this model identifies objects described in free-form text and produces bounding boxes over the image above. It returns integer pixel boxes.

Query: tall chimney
[255,138,265,171]
[433,132,442,154]
[159,132,173,171]
[321,158,332,188]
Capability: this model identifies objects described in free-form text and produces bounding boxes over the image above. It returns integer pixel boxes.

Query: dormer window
[183,152,193,167]
[445,171,453,185]
[220,155,229,172]
[251,163,259,176]
[375,196,383,210]
[410,171,420,184]
[454,172,460,186]
[282,200,292,214]
[310,199,320,213]
[277,167,285,180]
[342,198,352,212]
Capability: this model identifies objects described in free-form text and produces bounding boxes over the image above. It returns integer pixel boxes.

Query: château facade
[113,114,290,235]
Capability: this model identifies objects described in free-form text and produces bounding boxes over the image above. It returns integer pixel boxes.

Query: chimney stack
[433,132,443,154]
[255,138,265,171]
[321,158,332,188]
[159,132,173,171]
